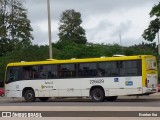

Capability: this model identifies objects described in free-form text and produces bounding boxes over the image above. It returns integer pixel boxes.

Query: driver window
[7,67,20,82]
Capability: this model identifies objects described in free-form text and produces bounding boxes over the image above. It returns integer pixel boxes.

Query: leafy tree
[58,9,87,44]
[0,42,157,80]
[125,42,157,56]
[0,0,33,56]
[142,2,160,41]
[0,45,51,80]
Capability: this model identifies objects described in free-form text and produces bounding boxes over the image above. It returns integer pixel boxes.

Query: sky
[24,0,159,46]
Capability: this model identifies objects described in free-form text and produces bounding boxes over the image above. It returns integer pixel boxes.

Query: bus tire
[39,97,49,102]
[24,89,36,102]
[91,88,105,102]
[105,96,118,101]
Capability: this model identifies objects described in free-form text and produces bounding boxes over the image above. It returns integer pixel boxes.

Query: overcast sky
[24,0,159,46]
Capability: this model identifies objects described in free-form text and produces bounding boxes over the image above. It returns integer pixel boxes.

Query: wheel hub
[94,92,101,100]
[27,93,32,99]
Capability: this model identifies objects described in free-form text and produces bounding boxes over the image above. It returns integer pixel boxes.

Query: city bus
[5,55,158,102]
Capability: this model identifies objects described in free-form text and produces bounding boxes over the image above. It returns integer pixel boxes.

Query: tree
[0,0,33,56]
[125,42,157,56]
[142,2,160,42]
[58,9,87,44]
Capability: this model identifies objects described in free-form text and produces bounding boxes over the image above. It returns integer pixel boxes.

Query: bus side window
[22,66,39,80]
[22,67,31,80]
[23,70,30,79]
[7,67,20,82]
[8,70,15,81]
[59,64,76,78]
[78,63,97,77]
[97,69,105,76]
[40,71,47,79]
[39,65,58,79]
[120,60,139,76]
[98,61,119,77]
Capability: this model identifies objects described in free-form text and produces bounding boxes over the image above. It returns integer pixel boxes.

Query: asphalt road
[0,94,160,120]
[0,94,160,107]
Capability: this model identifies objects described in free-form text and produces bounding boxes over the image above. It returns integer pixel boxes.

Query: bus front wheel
[91,88,105,102]
[24,89,36,102]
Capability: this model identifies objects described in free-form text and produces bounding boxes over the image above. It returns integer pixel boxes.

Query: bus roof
[7,55,155,67]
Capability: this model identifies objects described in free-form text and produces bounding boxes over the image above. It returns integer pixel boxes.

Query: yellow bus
[5,55,158,102]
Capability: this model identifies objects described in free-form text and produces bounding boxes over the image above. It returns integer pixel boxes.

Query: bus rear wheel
[39,97,49,102]
[105,96,118,101]
[91,88,105,102]
[24,89,36,102]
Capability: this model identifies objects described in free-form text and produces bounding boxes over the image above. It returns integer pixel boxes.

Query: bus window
[59,64,76,78]
[120,60,141,76]
[78,63,97,77]
[6,67,20,82]
[48,65,58,78]
[22,66,39,80]
[39,66,48,79]
[39,65,58,79]
[98,62,119,77]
